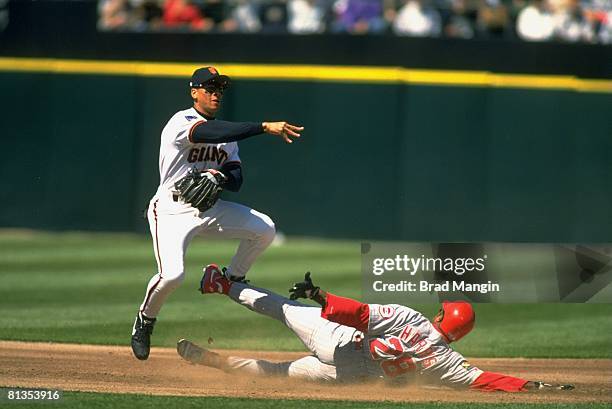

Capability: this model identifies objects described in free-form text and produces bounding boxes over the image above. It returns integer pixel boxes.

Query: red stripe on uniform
[140,275,162,314]
[153,199,162,276]
[188,120,205,143]
[141,200,163,314]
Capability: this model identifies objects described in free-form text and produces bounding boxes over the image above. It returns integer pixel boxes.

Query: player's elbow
[221,163,243,192]
[224,173,243,192]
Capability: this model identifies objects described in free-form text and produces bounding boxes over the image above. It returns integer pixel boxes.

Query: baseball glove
[289,272,320,300]
[174,168,227,212]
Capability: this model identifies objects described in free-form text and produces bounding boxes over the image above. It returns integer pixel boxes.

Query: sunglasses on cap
[192,78,230,91]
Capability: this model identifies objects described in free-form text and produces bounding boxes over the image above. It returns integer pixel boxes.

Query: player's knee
[256,214,276,244]
[161,271,186,290]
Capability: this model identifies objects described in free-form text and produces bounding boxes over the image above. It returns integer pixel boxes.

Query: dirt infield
[1,341,610,404]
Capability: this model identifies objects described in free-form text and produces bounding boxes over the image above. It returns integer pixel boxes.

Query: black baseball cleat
[222,267,250,284]
[131,312,157,360]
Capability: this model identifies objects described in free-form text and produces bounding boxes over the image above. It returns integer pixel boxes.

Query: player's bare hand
[262,121,303,143]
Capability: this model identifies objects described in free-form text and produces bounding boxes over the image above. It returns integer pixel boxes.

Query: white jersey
[154,107,240,206]
[357,303,483,386]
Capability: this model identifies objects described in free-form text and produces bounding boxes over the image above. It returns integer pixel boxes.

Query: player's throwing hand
[263,122,304,143]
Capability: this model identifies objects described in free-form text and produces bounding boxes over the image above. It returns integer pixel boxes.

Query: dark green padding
[1,73,610,241]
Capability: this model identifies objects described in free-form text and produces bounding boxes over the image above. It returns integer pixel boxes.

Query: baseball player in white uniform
[177,267,574,392]
[131,66,304,360]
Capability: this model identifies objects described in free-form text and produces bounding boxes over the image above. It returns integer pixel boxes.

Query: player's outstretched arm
[469,371,574,392]
[262,122,304,143]
[189,120,303,144]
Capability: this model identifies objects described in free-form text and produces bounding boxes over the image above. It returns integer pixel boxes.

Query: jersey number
[369,337,416,378]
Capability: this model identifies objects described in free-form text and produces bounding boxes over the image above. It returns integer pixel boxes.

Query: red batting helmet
[432,301,475,343]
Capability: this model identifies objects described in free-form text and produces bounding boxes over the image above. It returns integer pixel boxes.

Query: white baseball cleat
[177,339,208,364]
[177,339,225,369]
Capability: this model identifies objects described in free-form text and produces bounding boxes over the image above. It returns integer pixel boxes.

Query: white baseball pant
[138,197,276,318]
[220,283,359,381]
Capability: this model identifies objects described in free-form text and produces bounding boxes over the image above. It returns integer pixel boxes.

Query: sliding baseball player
[177,268,574,391]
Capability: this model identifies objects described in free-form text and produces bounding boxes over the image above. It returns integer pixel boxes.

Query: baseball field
[1,230,610,408]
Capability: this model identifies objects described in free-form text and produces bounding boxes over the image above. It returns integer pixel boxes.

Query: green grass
[0,230,610,357]
[3,391,608,409]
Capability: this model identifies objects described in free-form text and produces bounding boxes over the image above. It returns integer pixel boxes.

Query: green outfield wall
[1,70,610,241]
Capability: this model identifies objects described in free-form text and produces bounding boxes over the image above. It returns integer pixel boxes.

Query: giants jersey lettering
[364,304,483,386]
[157,107,240,193]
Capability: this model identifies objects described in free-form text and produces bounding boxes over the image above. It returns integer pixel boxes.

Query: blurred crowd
[98,0,612,43]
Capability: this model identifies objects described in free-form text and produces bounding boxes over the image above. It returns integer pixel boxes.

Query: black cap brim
[209,75,231,88]
[190,74,231,89]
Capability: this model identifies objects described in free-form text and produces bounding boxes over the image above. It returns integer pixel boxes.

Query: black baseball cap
[189,66,231,90]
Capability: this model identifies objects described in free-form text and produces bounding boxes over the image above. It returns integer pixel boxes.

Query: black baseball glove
[289,272,320,300]
[174,168,227,212]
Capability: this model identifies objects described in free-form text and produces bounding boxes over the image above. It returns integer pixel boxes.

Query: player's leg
[226,283,343,363]
[201,268,350,365]
[198,200,275,280]
[131,201,200,360]
[177,339,336,381]
[226,355,337,381]
[140,204,201,316]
